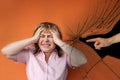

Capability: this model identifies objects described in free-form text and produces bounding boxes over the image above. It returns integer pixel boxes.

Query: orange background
[0,0,120,80]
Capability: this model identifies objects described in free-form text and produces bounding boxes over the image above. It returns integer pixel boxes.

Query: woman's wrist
[31,37,39,43]
[55,39,66,47]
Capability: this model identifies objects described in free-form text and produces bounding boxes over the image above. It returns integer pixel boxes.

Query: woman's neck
[44,52,51,63]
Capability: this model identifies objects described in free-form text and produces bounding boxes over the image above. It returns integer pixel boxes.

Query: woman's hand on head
[32,27,43,43]
[50,29,61,44]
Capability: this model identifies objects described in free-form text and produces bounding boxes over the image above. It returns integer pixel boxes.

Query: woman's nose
[44,37,49,41]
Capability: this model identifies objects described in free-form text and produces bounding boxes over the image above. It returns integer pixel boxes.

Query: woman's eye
[39,35,44,38]
[48,35,53,38]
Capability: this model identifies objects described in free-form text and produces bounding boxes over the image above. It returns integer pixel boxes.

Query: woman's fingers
[35,27,43,35]
[33,27,44,43]
[50,29,60,38]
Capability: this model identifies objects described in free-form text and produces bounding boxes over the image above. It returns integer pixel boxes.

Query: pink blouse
[16,47,72,80]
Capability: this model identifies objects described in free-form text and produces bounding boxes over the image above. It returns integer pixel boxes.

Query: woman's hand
[32,27,44,43]
[50,29,61,44]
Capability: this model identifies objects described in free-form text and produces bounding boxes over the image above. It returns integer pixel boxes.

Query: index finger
[86,38,98,42]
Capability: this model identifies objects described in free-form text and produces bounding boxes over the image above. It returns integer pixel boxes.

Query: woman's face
[38,31,56,54]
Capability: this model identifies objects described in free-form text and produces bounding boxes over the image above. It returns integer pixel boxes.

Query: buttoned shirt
[16,47,72,80]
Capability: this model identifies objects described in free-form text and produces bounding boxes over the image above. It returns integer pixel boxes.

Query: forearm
[1,37,35,56]
[56,40,87,67]
[107,33,120,45]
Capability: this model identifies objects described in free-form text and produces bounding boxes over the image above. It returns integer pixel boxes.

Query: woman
[1,22,87,80]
